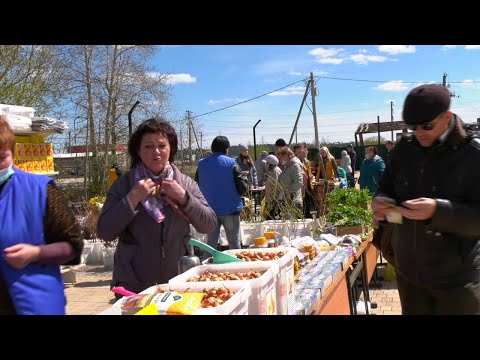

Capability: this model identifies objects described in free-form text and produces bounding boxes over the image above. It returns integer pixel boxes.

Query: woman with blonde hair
[315,146,340,182]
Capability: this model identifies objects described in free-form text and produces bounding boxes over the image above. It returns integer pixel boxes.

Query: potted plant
[325,188,373,236]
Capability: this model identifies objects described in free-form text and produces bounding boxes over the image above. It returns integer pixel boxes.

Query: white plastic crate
[239,221,263,247]
[222,247,299,315]
[169,261,279,315]
[100,282,251,315]
[285,219,315,239]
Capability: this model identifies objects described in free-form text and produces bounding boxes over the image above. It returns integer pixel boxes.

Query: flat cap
[402,84,451,125]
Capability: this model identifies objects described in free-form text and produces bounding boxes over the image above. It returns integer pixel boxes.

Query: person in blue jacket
[359,146,385,194]
[196,136,248,253]
[337,167,348,189]
[0,115,83,315]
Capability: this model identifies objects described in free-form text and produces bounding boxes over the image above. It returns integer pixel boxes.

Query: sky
[151,45,480,147]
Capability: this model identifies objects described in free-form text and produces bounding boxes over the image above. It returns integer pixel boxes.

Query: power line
[192,77,308,119]
[193,75,480,122]
[315,75,480,84]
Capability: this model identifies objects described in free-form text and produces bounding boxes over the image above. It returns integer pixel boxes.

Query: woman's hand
[160,179,188,206]
[4,244,41,269]
[128,178,157,208]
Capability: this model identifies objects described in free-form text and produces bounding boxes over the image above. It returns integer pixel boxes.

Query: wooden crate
[334,225,365,237]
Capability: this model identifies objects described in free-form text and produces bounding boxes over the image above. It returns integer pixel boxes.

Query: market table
[312,255,354,315]
[313,237,378,315]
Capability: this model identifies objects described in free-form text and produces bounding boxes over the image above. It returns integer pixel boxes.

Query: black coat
[377,115,480,289]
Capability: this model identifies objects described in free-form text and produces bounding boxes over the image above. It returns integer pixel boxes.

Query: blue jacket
[197,153,244,216]
[0,169,66,314]
[359,155,385,194]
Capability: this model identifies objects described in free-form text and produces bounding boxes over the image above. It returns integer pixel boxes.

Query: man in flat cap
[371,83,480,314]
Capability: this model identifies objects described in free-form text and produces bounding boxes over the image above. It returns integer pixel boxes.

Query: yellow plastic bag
[123,291,205,315]
[135,303,159,315]
[384,262,396,282]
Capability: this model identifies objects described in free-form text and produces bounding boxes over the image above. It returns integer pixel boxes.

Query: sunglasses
[406,112,445,131]
[407,122,436,131]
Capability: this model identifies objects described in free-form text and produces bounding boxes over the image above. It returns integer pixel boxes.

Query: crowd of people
[2,83,478,315]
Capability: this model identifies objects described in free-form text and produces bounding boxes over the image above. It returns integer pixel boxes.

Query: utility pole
[390,101,394,141]
[442,73,458,98]
[179,128,183,167]
[253,119,261,161]
[377,115,381,145]
[191,120,203,159]
[187,110,192,164]
[289,78,311,146]
[200,132,203,153]
[310,72,319,149]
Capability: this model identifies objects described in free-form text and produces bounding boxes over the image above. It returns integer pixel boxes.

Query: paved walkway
[64,265,115,315]
[368,279,401,315]
[64,264,402,315]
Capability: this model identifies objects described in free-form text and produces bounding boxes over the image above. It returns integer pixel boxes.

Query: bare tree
[57,45,172,197]
[0,45,67,115]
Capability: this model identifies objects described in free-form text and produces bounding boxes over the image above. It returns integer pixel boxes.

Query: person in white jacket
[339,150,353,185]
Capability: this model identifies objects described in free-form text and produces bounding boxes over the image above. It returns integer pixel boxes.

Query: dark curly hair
[128,118,178,168]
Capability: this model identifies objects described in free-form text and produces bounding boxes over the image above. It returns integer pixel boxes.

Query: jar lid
[254,237,267,245]
[264,231,276,239]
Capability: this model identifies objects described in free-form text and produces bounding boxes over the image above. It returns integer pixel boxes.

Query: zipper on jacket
[414,147,435,284]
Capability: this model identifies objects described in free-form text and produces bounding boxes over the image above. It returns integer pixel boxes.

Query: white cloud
[288,71,302,76]
[164,73,196,85]
[309,47,390,66]
[377,45,416,55]
[309,47,345,65]
[375,81,410,92]
[465,45,480,50]
[317,57,345,65]
[349,54,388,65]
[268,86,306,96]
[441,45,457,51]
[308,47,344,58]
[458,79,476,87]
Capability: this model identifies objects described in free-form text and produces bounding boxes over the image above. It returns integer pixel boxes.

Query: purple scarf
[134,162,174,223]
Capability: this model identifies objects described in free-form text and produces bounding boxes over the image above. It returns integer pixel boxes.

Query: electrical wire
[315,75,480,84]
[192,77,308,119]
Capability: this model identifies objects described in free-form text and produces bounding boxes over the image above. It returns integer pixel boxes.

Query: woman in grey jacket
[97,119,217,296]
